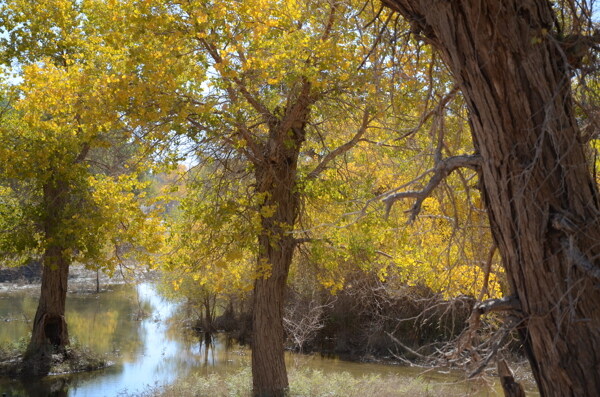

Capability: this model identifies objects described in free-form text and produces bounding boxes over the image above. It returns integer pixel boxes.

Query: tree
[380,1,600,394]
[0,72,164,374]
[0,0,166,374]
[153,0,406,394]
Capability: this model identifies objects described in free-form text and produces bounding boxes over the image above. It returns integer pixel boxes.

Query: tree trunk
[252,126,304,396]
[382,1,600,395]
[22,246,70,376]
[23,177,71,376]
[498,359,526,397]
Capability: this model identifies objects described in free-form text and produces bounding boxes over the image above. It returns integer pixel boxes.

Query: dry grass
[131,367,501,397]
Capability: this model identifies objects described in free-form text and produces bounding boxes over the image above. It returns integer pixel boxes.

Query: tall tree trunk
[252,126,304,396]
[23,178,71,376]
[383,1,600,395]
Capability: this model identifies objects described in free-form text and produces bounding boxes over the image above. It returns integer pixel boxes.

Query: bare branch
[233,78,277,129]
[306,108,372,180]
[396,86,459,140]
[563,236,600,281]
[358,11,393,70]
[477,245,497,301]
[383,154,481,222]
[386,331,428,359]
[473,295,521,315]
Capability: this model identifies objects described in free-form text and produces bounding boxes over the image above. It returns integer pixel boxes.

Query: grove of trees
[1,0,599,396]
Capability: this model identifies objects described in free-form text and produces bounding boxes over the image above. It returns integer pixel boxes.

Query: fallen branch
[385,331,428,360]
[468,328,510,378]
[455,295,521,362]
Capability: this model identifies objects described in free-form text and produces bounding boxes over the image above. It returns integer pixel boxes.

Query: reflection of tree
[0,285,149,360]
[67,311,119,354]
[0,284,165,395]
[64,285,145,361]
[15,375,69,396]
[0,291,38,345]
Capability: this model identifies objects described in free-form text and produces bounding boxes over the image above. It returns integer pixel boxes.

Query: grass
[132,367,497,397]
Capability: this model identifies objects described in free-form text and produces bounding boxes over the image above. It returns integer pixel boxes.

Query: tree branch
[386,331,428,359]
[396,86,458,140]
[199,37,276,133]
[552,214,600,281]
[306,108,372,180]
[278,78,313,141]
[562,236,600,281]
[473,295,521,315]
[383,154,481,222]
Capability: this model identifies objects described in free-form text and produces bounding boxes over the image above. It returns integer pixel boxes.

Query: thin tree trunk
[383,1,600,395]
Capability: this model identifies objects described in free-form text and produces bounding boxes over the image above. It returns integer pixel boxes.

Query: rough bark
[22,178,71,376]
[251,89,309,397]
[381,1,600,395]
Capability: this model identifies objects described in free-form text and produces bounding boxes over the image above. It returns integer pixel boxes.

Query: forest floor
[132,365,539,397]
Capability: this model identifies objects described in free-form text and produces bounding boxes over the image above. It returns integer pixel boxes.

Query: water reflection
[0,283,194,396]
[0,283,524,396]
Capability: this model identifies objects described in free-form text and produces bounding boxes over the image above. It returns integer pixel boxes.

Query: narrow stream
[0,283,529,396]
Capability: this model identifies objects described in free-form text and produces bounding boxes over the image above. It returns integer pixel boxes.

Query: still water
[0,283,529,396]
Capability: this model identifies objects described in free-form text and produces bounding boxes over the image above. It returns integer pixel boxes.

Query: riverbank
[134,366,497,397]
[0,263,157,294]
[0,341,110,377]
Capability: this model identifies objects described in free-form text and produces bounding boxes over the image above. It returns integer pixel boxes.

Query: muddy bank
[0,343,110,378]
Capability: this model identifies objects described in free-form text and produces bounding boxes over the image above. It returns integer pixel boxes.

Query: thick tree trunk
[383,1,600,395]
[252,244,294,397]
[22,246,70,376]
[23,177,71,376]
[251,123,304,396]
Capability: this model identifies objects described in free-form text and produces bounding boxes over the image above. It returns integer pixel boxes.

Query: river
[0,282,534,396]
